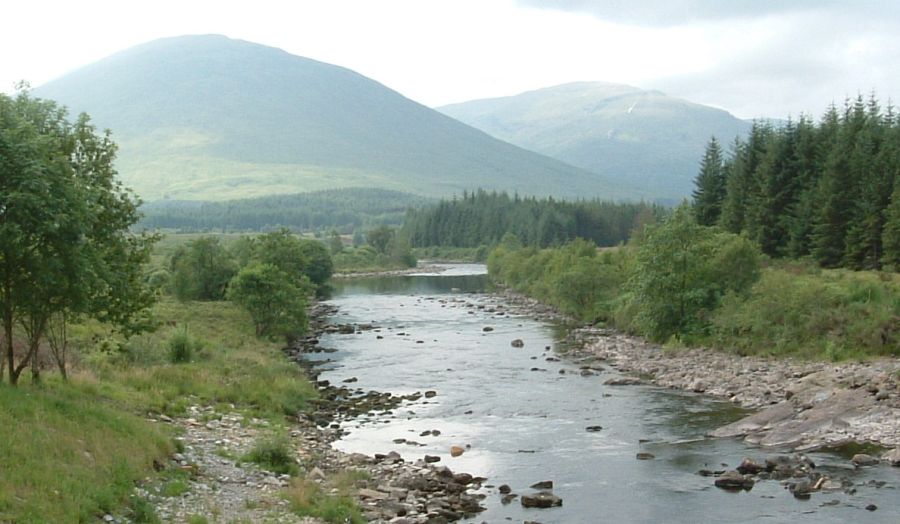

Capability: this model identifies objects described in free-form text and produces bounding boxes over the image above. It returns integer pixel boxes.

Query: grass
[284,473,367,524]
[243,435,299,476]
[0,292,318,522]
[0,381,172,523]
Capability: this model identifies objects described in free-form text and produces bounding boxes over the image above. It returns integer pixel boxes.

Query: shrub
[243,435,298,476]
[167,327,203,364]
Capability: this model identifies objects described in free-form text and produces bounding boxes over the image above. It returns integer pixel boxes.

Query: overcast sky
[2,0,896,119]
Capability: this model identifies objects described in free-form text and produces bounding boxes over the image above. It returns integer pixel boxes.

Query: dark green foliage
[366,225,395,254]
[138,188,430,232]
[166,327,203,364]
[250,229,333,288]
[170,237,237,301]
[623,207,761,342]
[696,96,900,271]
[883,183,900,268]
[403,190,664,249]
[692,137,726,225]
[226,263,308,343]
[0,90,157,384]
[243,435,299,476]
[488,238,632,322]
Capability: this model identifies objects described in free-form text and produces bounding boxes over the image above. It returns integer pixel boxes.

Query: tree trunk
[4,301,14,385]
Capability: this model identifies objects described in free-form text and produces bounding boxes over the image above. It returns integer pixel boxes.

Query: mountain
[34,35,637,201]
[439,82,752,201]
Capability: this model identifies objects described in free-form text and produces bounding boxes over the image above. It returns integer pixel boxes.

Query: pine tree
[882,182,900,269]
[692,137,726,226]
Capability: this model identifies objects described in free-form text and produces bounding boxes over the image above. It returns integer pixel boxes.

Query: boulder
[714,470,754,491]
[450,446,465,457]
[736,458,764,475]
[511,339,525,348]
[604,377,644,386]
[521,491,562,508]
[852,453,878,467]
[882,448,900,466]
[530,480,553,489]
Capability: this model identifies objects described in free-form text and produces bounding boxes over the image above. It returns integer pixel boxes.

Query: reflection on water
[317,265,899,524]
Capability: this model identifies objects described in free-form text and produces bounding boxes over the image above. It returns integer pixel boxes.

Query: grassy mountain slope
[439,82,751,201]
[35,35,636,201]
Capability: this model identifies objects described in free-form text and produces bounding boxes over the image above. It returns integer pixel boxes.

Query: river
[311,264,897,523]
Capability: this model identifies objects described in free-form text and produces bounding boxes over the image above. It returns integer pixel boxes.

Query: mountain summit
[439,82,751,201]
[34,35,633,201]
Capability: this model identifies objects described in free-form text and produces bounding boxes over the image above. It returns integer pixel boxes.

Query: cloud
[517,0,878,27]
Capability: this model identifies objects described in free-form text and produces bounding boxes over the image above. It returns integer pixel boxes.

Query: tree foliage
[227,263,308,343]
[0,90,156,384]
[402,190,665,249]
[170,236,237,301]
[624,207,761,342]
[698,96,900,269]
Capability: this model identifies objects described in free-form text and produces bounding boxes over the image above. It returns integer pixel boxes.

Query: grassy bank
[0,297,318,522]
[489,237,900,361]
[411,245,488,262]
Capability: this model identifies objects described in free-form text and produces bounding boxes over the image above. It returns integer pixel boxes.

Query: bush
[623,206,761,342]
[167,327,203,364]
[227,263,308,343]
[170,237,237,301]
[243,435,298,476]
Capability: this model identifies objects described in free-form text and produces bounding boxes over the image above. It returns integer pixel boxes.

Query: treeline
[138,188,432,233]
[693,95,900,270]
[489,208,900,360]
[402,190,664,248]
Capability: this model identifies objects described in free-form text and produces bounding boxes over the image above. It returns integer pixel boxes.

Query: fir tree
[692,137,727,226]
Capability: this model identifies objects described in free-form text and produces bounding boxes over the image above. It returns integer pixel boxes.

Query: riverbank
[331,263,448,279]
[495,287,900,456]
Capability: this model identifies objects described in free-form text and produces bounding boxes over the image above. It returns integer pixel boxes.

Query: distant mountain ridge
[34,35,637,201]
[439,82,752,200]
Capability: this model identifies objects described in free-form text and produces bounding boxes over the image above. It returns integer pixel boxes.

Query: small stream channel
[309,264,897,523]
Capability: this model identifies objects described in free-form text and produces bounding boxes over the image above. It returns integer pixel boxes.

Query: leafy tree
[170,236,237,301]
[692,137,726,226]
[227,263,308,343]
[252,229,332,288]
[328,229,344,254]
[0,90,157,384]
[366,225,395,254]
[625,206,761,342]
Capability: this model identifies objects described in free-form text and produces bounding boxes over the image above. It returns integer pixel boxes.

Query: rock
[736,458,764,475]
[482,326,494,332]
[450,446,465,457]
[604,377,644,386]
[500,493,517,505]
[866,504,878,511]
[882,448,900,466]
[636,452,654,460]
[714,471,754,491]
[521,491,562,508]
[424,455,441,463]
[359,488,390,500]
[511,339,525,348]
[852,453,878,466]
[789,480,813,499]
[424,391,437,398]
[585,425,603,432]
[530,480,553,489]
[498,484,512,494]
[307,466,326,481]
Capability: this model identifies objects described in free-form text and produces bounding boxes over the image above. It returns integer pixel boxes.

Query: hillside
[34,35,635,201]
[439,82,752,201]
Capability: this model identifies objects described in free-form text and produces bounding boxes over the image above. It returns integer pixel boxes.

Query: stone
[714,471,754,491]
[636,452,655,460]
[424,455,441,463]
[530,480,553,489]
[882,448,900,466]
[585,425,603,432]
[511,339,525,348]
[736,458,764,475]
[450,446,465,457]
[521,491,562,508]
[482,326,494,332]
[852,453,878,466]
[498,484,512,494]
[424,391,437,398]
[604,377,644,386]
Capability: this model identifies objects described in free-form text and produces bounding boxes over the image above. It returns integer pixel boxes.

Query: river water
[313,264,897,523]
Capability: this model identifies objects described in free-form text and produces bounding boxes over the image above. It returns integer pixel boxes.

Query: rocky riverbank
[493,287,900,457]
